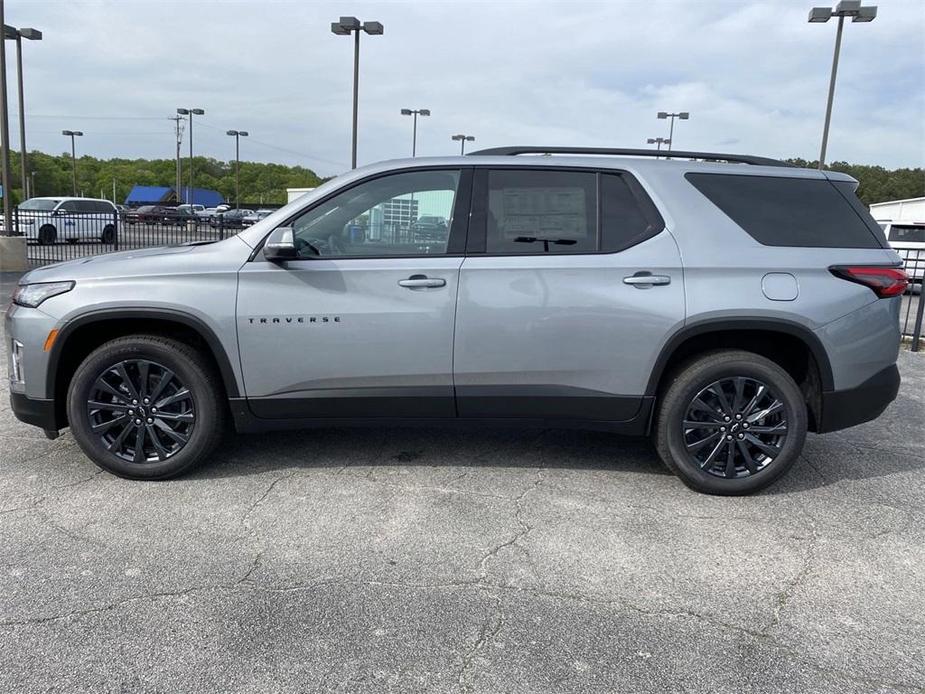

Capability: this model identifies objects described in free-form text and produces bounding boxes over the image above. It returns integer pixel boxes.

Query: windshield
[19,199,61,211]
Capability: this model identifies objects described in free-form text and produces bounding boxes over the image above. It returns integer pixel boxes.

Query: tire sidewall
[661,355,807,495]
[67,339,220,480]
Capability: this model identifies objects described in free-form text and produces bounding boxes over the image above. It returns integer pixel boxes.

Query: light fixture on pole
[177,108,204,204]
[656,112,689,151]
[808,0,877,170]
[62,130,83,195]
[400,108,430,157]
[331,16,383,169]
[451,134,475,155]
[4,25,41,199]
[226,129,248,209]
[647,137,671,157]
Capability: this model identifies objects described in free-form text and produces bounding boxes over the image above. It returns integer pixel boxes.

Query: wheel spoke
[732,377,745,413]
[154,410,194,422]
[690,397,725,422]
[91,414,128,433]
[148,368,176,403]
[724,440,736,478]
[106,421,133,452]
[133,426,146,463]
[683,419,723,429]
[741,384,766,418]
[155,387,190,408]
[747,400,784,423]
[116,363,141,402]
[87,400,130,413]
[747,422,787,435]
[146,424,170,460]
[95,379,129,402]
[153,418,189,445]
[137,361,150,398]
[686,430,721,453]
[701,436,727,468]
[737,440,760,474]
[708,384,734,416]
[744,433,781,458]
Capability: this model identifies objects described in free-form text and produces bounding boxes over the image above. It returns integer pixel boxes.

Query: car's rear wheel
[100,224,115,243]
[654,350,807,495]
[67,336,225,480]
[38,225,56,245]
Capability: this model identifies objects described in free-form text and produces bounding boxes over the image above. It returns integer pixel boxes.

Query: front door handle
[398,275,446,289]
[623,272,671,288]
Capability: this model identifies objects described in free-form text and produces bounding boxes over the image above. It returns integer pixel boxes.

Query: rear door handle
[623,272,671,287]
[398,275,446,289]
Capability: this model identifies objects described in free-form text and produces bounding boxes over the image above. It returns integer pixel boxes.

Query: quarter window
[290,169,460,258]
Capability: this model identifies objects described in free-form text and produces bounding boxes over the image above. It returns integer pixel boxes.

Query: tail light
[830,265,908,298]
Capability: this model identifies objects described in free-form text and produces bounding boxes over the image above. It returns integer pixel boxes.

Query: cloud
[5,0,923,176]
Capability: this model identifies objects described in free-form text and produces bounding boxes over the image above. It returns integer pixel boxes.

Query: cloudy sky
[6,0,924,176]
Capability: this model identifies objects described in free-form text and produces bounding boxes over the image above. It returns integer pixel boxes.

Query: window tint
[686,173,884,249]
[486,170,597,254]
[600,174,656,251]
[58,201,79,212]
[888,225,925,244]
[93,201,113,213]
[291,169,460,258]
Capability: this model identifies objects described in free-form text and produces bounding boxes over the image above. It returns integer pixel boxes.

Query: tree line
[1,150,921,208]
[5,150,327,206]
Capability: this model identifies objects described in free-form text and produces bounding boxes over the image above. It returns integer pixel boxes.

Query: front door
[237,168,470,419]
[454,167,685,422]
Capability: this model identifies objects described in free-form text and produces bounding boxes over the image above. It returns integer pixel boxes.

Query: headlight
[12,281,76,308]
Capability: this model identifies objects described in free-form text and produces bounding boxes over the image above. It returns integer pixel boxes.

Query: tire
[654,350,807,496]
[101,224,115,244]
[67,335,225,480]
[38,225,57,245]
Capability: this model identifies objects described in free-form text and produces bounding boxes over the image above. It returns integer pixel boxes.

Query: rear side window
[600,173,658,252]
[686,173,885,249]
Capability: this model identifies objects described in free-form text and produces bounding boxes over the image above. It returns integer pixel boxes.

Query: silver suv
[6,147,906,495]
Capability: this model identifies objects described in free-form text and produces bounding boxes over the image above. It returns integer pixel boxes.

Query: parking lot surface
[1,275,923,693]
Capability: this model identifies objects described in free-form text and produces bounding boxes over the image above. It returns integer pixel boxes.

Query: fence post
[219,215,225,240]
[113,211,120,251]
[912,284,924,353]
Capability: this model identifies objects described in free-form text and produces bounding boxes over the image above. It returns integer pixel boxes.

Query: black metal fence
[9,208,246,268]
[896,246,924,352]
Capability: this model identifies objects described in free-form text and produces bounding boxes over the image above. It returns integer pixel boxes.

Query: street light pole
[809,1,878,170]
[227,130,248,209]
[401,108,430,156]
[177,108,204,204]
[61,130,83,195]
[0,1,12,235]
[656,112,689,151]
[451,134,475,155]
[647,137,671,158]
[331,16,384,169]
[4,26,41,200]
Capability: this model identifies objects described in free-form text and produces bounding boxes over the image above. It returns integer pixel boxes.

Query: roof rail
[466,146,793,168]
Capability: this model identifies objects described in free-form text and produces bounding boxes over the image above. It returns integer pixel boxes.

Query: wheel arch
[646,318,834,433]
[47,309,240,427]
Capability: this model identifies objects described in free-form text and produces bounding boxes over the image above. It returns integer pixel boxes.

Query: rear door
[454,167,684,422]
[237,167,471,419]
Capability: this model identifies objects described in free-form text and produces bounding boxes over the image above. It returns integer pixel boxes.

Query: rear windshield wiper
[513,236,578,252]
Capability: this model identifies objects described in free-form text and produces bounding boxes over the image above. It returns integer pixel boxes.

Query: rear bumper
[817,364,900,433]
[10,392,62,432]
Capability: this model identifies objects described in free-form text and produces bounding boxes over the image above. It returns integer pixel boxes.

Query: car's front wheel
[654,350,807,495]
[38,225,56,245]
[100,224,115,243]
[67,336,225,480]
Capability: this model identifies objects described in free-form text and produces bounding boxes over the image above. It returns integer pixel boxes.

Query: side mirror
[263,226,299,261]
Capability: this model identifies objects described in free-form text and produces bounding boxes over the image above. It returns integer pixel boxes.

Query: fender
[46,307,241,400]
[645,317,835,396]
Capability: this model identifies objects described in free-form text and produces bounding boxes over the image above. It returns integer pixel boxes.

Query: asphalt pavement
[1,273,923,693]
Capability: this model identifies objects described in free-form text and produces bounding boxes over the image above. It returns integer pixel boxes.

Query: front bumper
[10,391,62,432]
[817,363,900,433]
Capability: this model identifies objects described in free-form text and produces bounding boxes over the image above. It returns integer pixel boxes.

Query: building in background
[869,196,925,222]
[124,185,224,207]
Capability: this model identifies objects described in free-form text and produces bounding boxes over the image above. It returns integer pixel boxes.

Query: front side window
[486,170,597,254]
[290,169,460,258]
